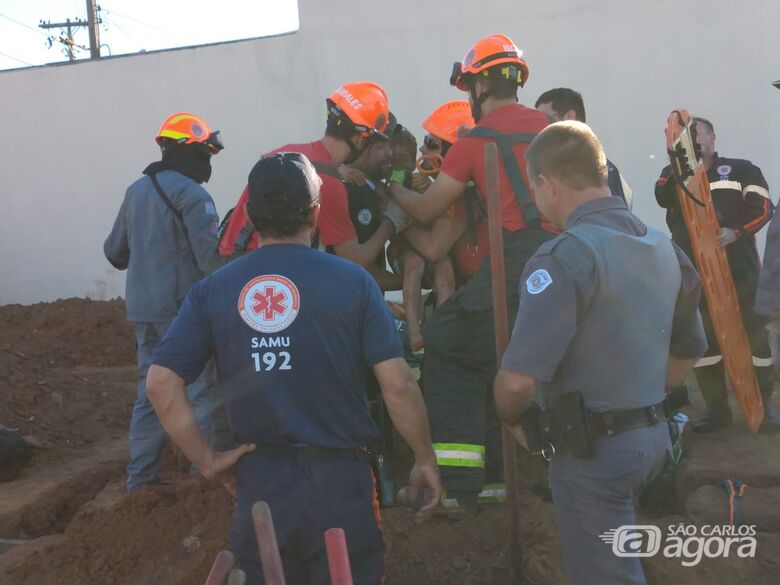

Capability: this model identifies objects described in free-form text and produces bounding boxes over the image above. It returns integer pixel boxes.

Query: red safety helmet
[450,34,529,91]
[422,101,475,145]
[327,82,390,138]
[156,112,224,154]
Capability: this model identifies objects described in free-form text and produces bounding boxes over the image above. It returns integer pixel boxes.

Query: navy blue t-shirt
[152,244,403,448]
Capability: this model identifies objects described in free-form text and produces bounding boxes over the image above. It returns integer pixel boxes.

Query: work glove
[384,199,411,234]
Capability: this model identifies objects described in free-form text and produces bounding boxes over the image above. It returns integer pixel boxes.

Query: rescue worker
[655,116,776,433]
[388,34,556,512]
[145,152,441,583]
[755,206,780,430]
[103,112,224,491]
[494,121,707,585]
[534,87,633,209]
[219,82,410,266]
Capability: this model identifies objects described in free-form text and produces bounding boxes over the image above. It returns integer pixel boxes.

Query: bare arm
[494,370,536,426]
[332,219,395,268]
[146,365,254,478]
[389,172,466,224]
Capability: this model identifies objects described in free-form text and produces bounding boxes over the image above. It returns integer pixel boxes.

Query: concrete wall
[2,0,778,305]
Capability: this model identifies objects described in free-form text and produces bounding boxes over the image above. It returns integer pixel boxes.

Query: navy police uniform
[655,156,774,424]
[502,197,707,585]
[152,244,402,584]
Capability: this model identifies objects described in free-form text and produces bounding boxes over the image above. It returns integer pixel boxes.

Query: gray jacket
[756,210,780,318]
[104,170,221,323]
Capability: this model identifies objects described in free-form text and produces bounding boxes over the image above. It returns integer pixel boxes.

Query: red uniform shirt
[218,140,355,255]
[441,103,553,277]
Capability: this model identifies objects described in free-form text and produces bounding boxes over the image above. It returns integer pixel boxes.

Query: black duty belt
[250,445,368,462]
[589,401,666,439]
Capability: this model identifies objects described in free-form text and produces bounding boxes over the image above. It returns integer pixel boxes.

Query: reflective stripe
[695,355,722,367]
[753,356,773,367]
[710,180,742,192]
[744,185,771,201]
[433,443,485,468]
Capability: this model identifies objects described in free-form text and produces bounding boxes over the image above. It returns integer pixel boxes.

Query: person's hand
[339,165,367,186]
[717,227,738,247]
[384,199,411,234]
[406,460,442,522]
[197,443,256,480]
[411,171,433,193]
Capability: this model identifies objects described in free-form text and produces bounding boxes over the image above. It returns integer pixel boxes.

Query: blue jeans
[126,321,214,491]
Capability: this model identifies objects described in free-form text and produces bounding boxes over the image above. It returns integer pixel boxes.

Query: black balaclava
[143,141,213,184]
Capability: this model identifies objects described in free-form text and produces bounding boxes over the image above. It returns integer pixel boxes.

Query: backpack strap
[465,126,540,228]
[149,173,189,238]
[464,182,487,247]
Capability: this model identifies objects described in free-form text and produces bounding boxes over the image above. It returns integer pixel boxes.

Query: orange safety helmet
[326,82,390,138]
[450,33,529,91]
[156,112,224,154]
[422,101,475,146]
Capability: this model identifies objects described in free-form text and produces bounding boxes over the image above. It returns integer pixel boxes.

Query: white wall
[2,0,779,305]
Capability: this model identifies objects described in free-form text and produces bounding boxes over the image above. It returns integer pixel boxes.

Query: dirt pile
[0,299,136,450]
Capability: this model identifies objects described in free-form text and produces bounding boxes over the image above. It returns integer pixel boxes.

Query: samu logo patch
[526,269,553,295]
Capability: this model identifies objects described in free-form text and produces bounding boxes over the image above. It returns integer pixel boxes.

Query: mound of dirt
[0,298,136,451]
[0,298,135,368]
[4,476,509,585]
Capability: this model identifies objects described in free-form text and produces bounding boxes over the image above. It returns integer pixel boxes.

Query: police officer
[534,87,633,209]
[104,112,224,491]
[145,153,441,584]
[494,121,707,585]
[655,116,775,433]
[388,33,555,512]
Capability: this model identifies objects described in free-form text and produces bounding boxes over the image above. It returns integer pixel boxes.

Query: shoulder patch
[526,269,553,295]
[204,201,217,216]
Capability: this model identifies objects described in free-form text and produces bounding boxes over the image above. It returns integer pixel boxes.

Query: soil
[1,298,779,585]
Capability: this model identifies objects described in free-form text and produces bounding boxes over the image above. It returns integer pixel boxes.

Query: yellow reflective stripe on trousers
[433,443,486,468]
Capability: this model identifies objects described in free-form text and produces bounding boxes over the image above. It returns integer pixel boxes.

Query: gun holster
[664,384,692,417]
[520,392,594,460]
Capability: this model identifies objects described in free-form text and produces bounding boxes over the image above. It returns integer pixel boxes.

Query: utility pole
[85,0,101,59]
[39,2,102,61]
[39,18,86,61]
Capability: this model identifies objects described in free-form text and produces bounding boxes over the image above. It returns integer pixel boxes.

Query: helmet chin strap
[343,134,368,164]
[468,80,492,123]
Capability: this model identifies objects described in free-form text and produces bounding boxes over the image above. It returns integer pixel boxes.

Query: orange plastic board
[665,109,764,433]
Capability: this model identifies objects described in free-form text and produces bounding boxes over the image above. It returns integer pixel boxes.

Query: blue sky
[0,0,299,70]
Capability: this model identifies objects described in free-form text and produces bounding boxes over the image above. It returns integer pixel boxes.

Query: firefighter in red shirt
[219,82,409,266]
[388,34,556,512]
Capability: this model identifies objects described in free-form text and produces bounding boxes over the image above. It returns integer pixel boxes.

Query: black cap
[247,152,322,212]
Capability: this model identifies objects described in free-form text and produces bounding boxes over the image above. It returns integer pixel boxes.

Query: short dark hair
[246,152,322,238]
[535,88,586,123]
[526,121,607,191]
[480,72,519,100]
[692,116,715,134]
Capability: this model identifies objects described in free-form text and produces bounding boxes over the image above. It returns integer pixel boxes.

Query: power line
[0,12,50,37]
[100,7,179,38]
[0,50,33,66]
